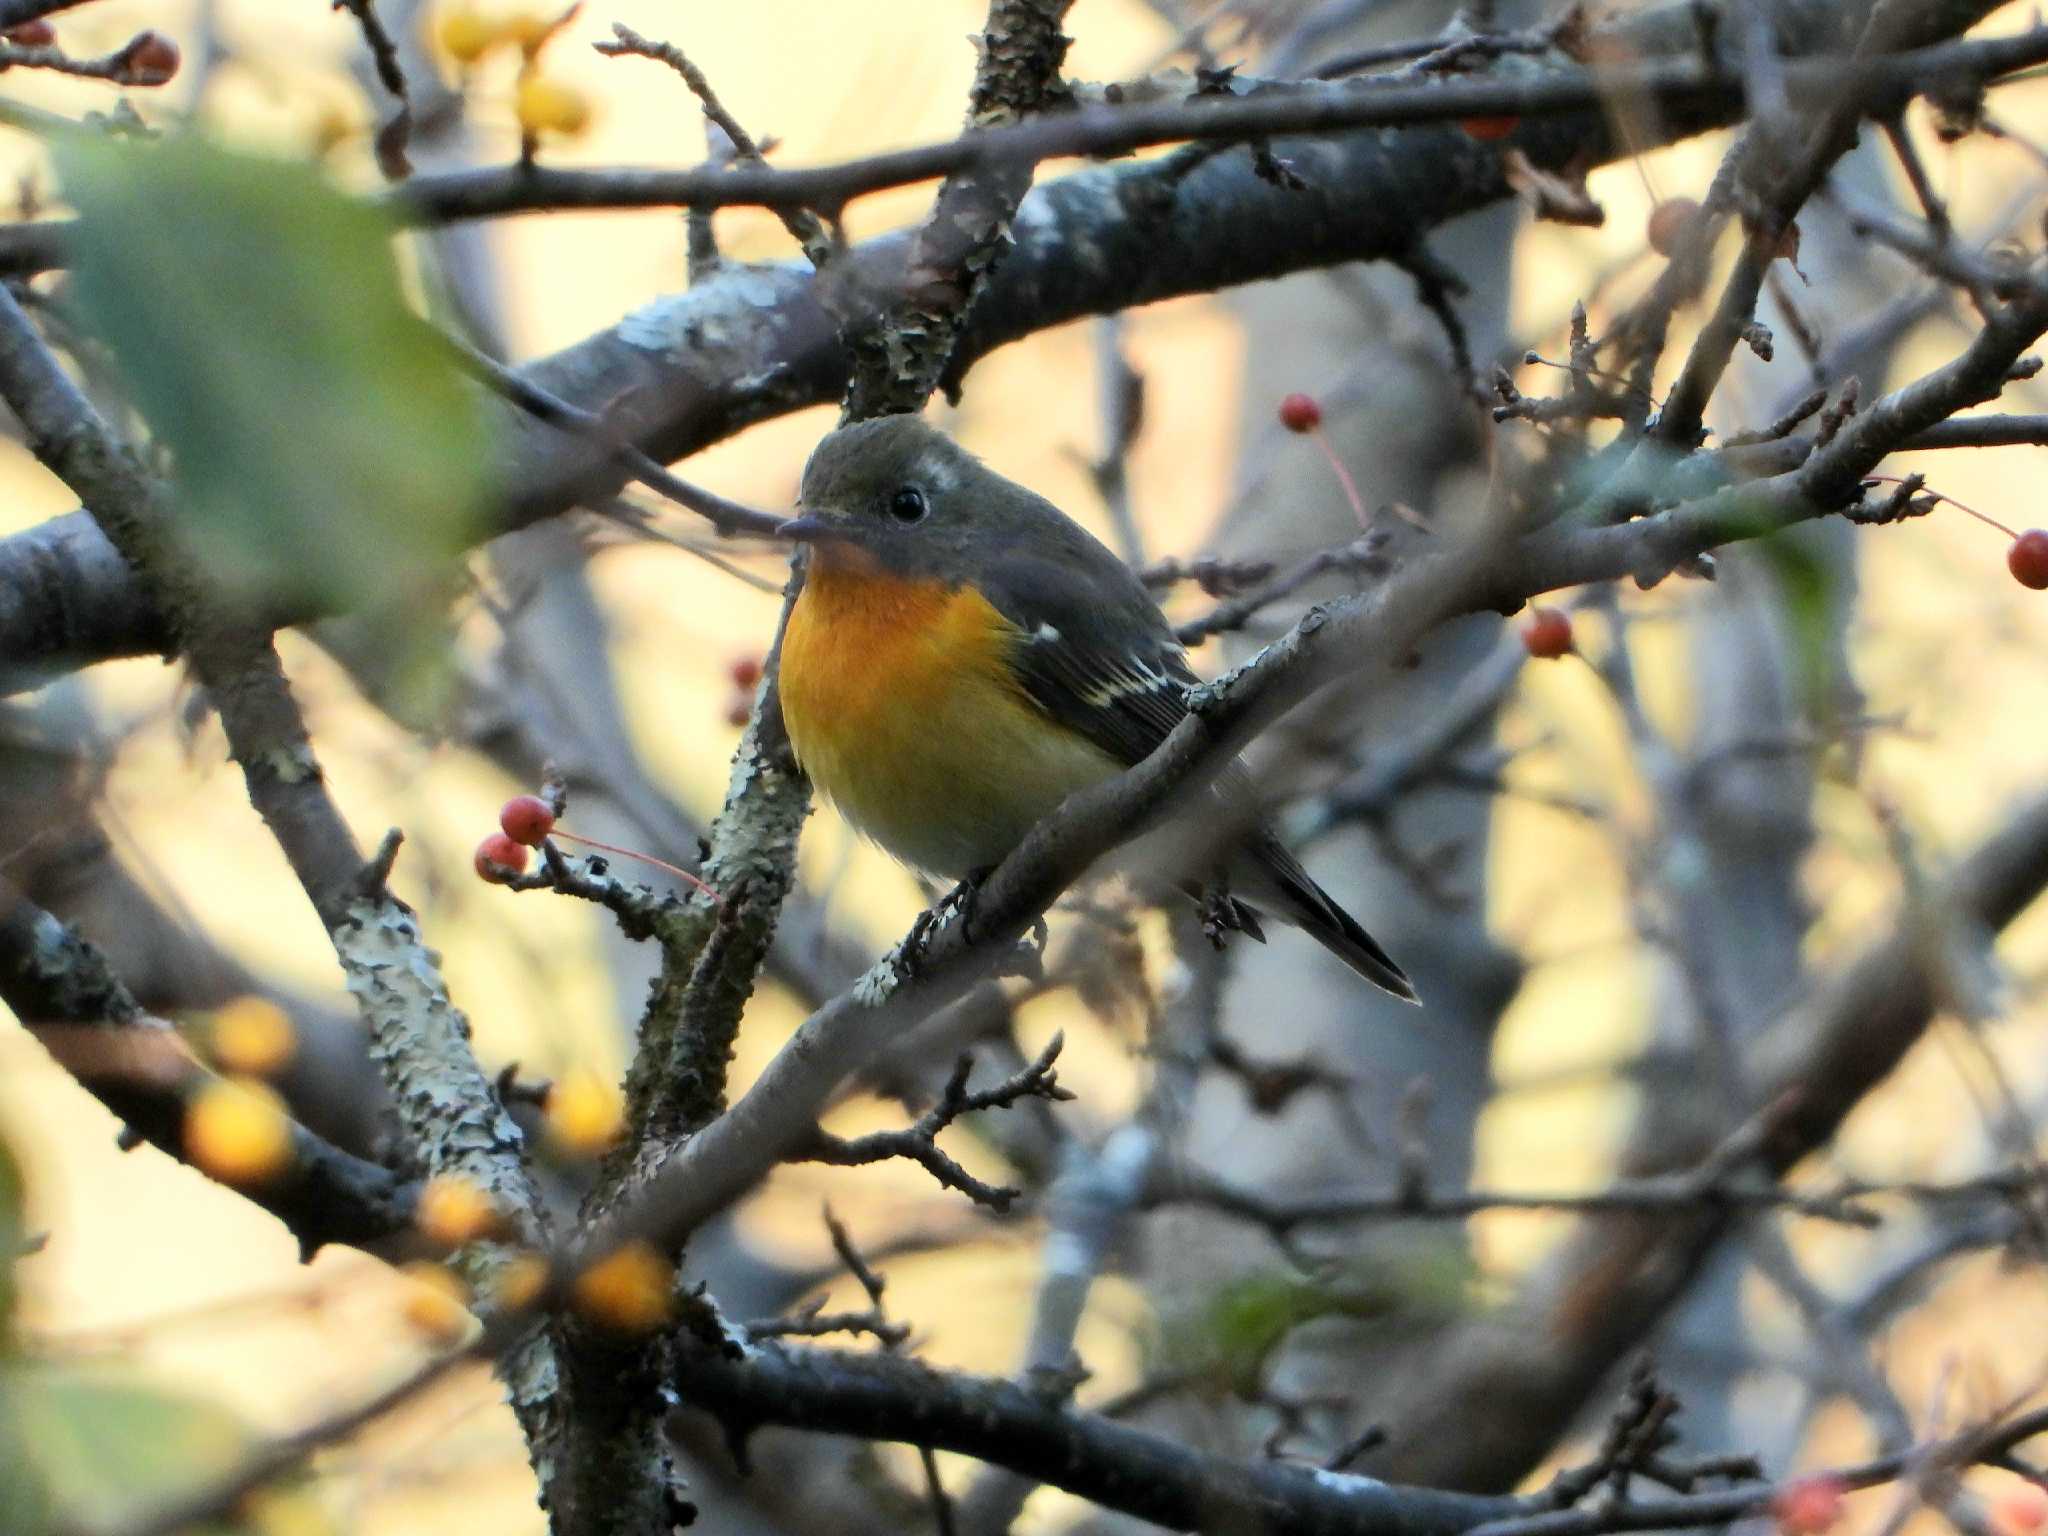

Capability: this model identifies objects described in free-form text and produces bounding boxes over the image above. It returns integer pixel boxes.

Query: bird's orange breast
[779,553,1116,878]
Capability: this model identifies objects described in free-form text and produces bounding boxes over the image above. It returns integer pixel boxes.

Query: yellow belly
[779,557,1116,878]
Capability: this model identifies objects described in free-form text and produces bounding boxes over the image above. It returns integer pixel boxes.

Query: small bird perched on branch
[777,414,1417,1003]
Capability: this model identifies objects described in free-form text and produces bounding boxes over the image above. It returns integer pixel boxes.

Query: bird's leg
[1196,866,1266,952]
[904,866,994,973]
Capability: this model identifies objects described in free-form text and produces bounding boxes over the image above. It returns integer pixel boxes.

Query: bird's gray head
[785,415,1054,578]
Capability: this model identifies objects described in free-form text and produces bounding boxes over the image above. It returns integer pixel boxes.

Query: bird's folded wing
[979,553,1198,769]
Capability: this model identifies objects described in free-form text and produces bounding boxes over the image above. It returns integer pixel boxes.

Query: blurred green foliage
[58,135,488,619]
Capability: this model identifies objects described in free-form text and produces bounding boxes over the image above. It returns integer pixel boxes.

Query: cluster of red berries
[475,791,721,901]
[475,795,555,883]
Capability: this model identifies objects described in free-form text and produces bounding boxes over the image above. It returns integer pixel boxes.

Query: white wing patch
[1079,651,1183,708]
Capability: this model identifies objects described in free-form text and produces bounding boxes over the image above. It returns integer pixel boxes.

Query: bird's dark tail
[1237,832,1420,1005]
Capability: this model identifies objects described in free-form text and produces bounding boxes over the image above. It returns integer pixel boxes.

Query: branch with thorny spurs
[561,248,2048,1274]
[794,1034,1074,1212]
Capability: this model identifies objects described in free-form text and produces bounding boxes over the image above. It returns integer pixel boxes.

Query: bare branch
[797,1035,1074,1211]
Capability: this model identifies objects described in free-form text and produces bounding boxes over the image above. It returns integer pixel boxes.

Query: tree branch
[576,260,2048,1267]
[0,883,414,1255]
[0,0,2021,691]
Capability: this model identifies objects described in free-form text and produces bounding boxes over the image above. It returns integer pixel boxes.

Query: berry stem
[1312,430,1370,529]
[550,829,720,903]
[1863,472,2019,539]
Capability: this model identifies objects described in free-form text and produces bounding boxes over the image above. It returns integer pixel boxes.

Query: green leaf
[3,1365,233,1536]
[1159,1247,1476,1397]
[57,135,488,615]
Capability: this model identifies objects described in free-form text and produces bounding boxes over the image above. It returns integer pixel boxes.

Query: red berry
[1646,197,1700,257]
[6,20,54,46]
[1994,1483,2048,1536]
[474,832,529,883]
[1773,1476,1847,1536]
[499,795,556,848]
[121,29,179,86]
[1277,392,1322,434]
[729,654,764,691]
[725,697,752,728]
[1459,115,1519,142]
[1521,605,1573,659]
[2009,528,2048,589]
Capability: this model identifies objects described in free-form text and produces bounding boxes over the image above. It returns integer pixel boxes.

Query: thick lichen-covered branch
[841,0,1074,416]
[2,0,2028,690]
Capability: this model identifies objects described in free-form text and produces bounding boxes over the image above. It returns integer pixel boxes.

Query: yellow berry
[488,1250,553,1312]
[399,1260,474,1344]
[572,1242,672,1335]
[184,1077,293,1188]
[415,1173,500,1247]
[436,6,498,64]
[210,995,296,1077]
[515,74,591,137]
[545,1068,623,1157]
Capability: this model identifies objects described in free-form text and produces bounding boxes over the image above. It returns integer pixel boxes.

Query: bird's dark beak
[778,513,841,543]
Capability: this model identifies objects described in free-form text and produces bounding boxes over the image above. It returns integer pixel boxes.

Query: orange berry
[488,1250,553,1312]
[1521,605,1573,659]
[210,996,297,1077]
[398,1260,474,1344]
[1277,392,1322,434]
[499,794,556,847]
[184,1077,293,1188]
[415,1173,500,1246]
[2008,529,2048,589]
[515,73,589,136]
[475,832,529,883]
[572,1242,673,1334]
[1995,1483,2048,1536]
[545,1068,623,1157]
[1773,1476,1848,1536]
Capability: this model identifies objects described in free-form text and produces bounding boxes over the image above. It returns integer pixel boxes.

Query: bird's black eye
[889,486,928,524]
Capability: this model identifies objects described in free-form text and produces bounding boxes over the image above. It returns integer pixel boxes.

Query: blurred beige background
[2,2,2046,1531]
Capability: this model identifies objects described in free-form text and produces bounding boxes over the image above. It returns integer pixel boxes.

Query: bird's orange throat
[783,554,974,709]
[778,553,1117,878]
